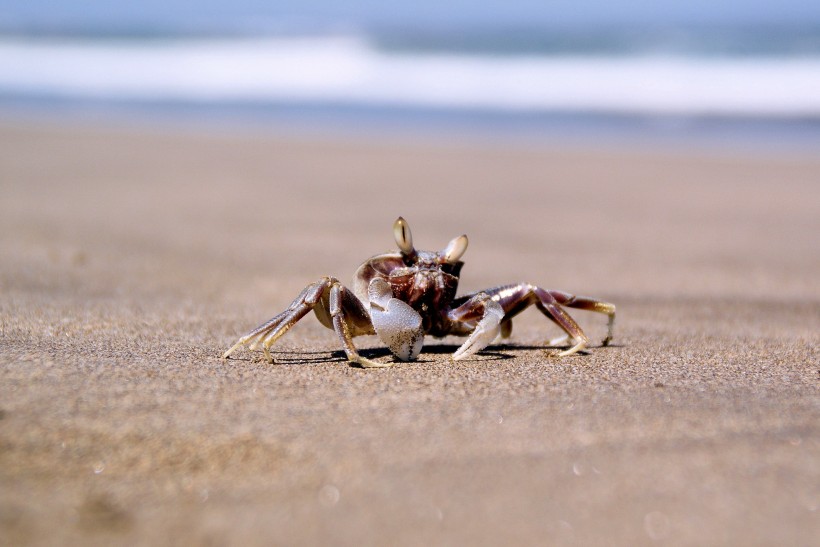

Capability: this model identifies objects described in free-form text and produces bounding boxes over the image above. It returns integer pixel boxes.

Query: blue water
[2,2,820,147]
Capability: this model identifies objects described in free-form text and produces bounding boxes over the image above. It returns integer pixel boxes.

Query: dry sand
[0,121,818,545]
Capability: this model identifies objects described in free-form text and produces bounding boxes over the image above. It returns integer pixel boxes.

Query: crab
[223,217,615,368]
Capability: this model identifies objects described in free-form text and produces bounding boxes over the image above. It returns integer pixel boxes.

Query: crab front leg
[446,292,506,361]
[223,276,387,368]
[327,283,394,368]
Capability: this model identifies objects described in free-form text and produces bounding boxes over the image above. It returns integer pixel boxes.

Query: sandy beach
[1,121,818,545]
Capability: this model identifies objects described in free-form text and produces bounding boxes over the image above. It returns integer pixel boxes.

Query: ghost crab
[224,217,615,368]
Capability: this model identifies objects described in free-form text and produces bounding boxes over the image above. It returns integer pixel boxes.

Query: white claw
[368,278,424,361]
[453,299,505,361]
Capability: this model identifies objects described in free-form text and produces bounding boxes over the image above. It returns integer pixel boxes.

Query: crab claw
[368,278,424,361]
[452,297,505,361]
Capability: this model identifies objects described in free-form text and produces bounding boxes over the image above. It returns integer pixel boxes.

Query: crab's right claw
[368,278,424,361]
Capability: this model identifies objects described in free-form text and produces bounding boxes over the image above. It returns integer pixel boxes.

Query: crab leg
[451,284,615,357]
[328,283,392,368]
[544,290,616,346]
[223,279,329,362]
[533,288,590,356]
[229,285,316,356]
[223,277,385,367]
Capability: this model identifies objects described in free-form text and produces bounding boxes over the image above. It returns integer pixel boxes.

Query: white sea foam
[1,35,819,117]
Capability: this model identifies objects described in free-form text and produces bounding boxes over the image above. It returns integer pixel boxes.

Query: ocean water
[2,17,820,146]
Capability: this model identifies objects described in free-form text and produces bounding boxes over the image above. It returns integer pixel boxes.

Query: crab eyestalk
[393,217,418,262]
[441,234,468,264]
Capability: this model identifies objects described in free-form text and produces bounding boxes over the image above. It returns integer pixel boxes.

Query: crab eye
[393,217,416,256]
[441,234,468,264]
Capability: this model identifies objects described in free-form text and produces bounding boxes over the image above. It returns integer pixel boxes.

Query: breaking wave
[1,33,819,118]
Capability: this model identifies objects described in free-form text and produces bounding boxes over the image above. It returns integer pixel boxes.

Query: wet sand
[1,121,818,545]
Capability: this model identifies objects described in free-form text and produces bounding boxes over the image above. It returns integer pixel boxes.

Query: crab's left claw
[450,295,505,361]
[368,278,424,361]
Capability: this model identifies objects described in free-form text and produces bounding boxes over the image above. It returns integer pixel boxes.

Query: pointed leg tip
[556,349,582,357]
[223,339,248,359]
[556,340,587,357]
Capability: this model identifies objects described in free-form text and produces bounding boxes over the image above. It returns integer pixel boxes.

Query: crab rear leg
[450,284,615,358]
[223,280,327,362]
[499,284,615,355]
[533,288,591,356]
[223,277,386,368]
[544,290,616,347]
[328,283,393,368]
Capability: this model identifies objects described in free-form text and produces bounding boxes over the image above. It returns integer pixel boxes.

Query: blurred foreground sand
[1,122,818,545]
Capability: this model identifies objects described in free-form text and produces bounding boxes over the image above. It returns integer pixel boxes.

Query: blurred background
[1,0,820,148]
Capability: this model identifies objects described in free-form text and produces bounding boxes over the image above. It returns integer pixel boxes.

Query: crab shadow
[347,344,515,364]
[350,342,620,365]
[225,341,617,368]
